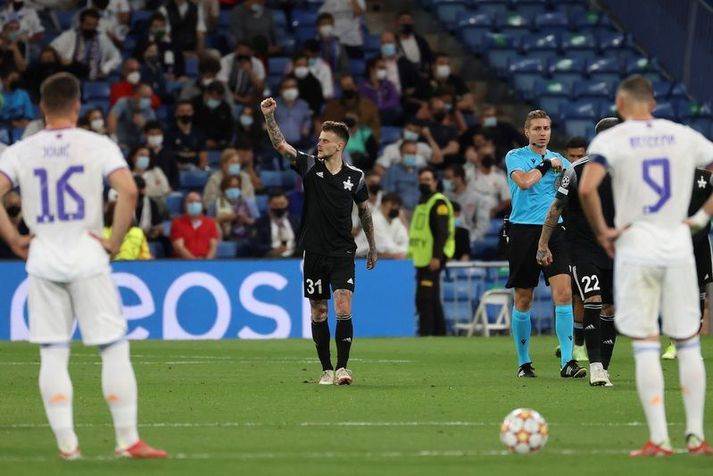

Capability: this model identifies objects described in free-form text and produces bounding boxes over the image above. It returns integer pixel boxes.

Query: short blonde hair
[524,110,551,129]
[219,148,240,168]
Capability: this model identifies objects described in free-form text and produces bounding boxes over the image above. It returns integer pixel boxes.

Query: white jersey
[587,119,713,265]
[0,128,127,282]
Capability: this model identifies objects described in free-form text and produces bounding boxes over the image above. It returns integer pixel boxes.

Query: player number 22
[33,166,85,223]
[306,279,322,295]
[642,158,671,214]
[582,275,600,293]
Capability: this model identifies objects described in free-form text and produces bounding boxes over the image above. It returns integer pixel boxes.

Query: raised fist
[261,97,277,115]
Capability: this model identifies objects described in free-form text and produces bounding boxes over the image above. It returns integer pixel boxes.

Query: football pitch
[1,336,712,476]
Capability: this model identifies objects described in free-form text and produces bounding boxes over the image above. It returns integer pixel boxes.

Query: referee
[261,97,377,386]
[505,110,584,378]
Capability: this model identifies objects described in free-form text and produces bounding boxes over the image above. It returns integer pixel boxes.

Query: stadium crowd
[0,0,526,260]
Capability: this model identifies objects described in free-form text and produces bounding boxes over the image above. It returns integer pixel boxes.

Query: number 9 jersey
[0,128,128,282]
[587,119,713,265]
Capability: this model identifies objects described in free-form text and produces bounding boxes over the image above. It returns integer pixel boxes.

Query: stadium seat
[571,10,604,32]
[165,192,185,216]
[519,33,560,63]
[255,195,269,215]
[495,13,532,41]
[483,33,521,74]
[287,190,303,217]
[185,57,199,77]
[348,59,367,77]
[295,26,317,45]
[207,150,221,168]
[471,0,510,17]
[625,57,662,82]
[130,9,153,31]
[162,220,172,237]
[216,241,238,259]
[508,57,546,98]
[380,126,402,145]
[534,79,572,117]
[271,9,288,29]
[260,170,283,188]
[586,57,621,84]
[443,301,475,331]
[82,81,110,102]
[560,101,599,138]
[442,279,474,302]
[148,241,164,258]
[179,170,210,191]
[652,81,673,100]
[456,13,495,51]
[533,12,569,34]
[548,57,587,89]
[268,56,290,77]
[55,9,76,31]
[510,0,549,19]
[653,102,677,120]
[454,289,512,337]
[281,171,297,190]
[572,80,613,100]
[670,82,690,100]
[471,236,499,260]
[597,31,633,55]
[291,9,318,29]
[436,1,469,31]
[561,32,598,62]
[363,33,381,55]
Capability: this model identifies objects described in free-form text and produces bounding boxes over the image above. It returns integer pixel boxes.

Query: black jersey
[689,168,713,245]
[293,151,369,257]
[555,156,615,267]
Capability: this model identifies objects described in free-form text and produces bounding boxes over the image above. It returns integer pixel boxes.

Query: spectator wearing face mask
[193,81,233,150]
[429,53,474,114]
[203,147,256,209]
[395,10,433,77]
[382,140,421,212]
[129,145,172,201]
[158,0,207,55]
[442,164,490,242]
[84,107,109,135]
[375,118,443,175]
[179,53,221,102]
[303,39,335,99]
[315,12,349,76]
[234,105,269,156]
[420,96,461,167]
[137,12,185,79]
[215,175,255,248]
[250,189,299,258]
[228,0,279,56]
[0,67,33,129]
[319,0,366,59]
[144,120,180,190]
[108,82,157,150]
[322,74,380,142]
[0,0,44,47]
[51,8,122,80]
[217,41,266,107]
[0,190,29,260]
[343,113,378,171]
[378,30,425,100]
[275,77,312,148]
[0,20,28,73]
[166,100,208,170]
[132,175,171,254]
[84,0,130,46]
[290,52,324,115]
[139,41,170,103]
[358,56,402,126]
[25,47,66,103]
[170,192,219,259]
[372,192,409,259]
[110,58,161,108]
[451,201,471,261]
[467,140,511,219]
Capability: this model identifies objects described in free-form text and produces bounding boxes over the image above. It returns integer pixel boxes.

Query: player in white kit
[579,75,713,457]
[0,73,166,460]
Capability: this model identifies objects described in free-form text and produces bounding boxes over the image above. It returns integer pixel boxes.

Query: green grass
[1,336,712,475]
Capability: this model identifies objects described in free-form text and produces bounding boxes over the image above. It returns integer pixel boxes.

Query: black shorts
[571,261,614,304]
[693,236,713,288]
[302,251,355,300]
[506,224,570,289]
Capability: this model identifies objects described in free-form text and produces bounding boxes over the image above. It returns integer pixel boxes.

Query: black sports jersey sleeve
[555,165,577,203]
[293,151,316,177]
[353,172,368,204]
[689,168,713,243]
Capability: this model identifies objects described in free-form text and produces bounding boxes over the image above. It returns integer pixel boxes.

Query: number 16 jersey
[0,128,128,282]
[587,119,713,265]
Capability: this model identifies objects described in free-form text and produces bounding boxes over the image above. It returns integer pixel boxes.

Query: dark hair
[268,188,287,201]
[206,81,225,95]
[220,174,241,191]
[79,8,101,23]
[139,41,159,59]
[446,163,466,181]
[144,120,162,133]
[83,107,103,120]
[317,12,334,24]
[292,51,308,63]
[452,201,462,213]
[418,166,437,180]
[198,54,221,75]
[524,109,551,129]
[396,10,413,19]
[565,136,588,150]
[617,74,653,102]
[595,117,621,135]
[434,52,449,61]
[280,76,298,90]
[149,12,166,24]
[303,39,319,53]
[321,121,350,144]
[381,192,403,207]
[366,56,380,74]
[40,72,81,115]
[133,174,146,190]
[176,99,194,110]
[399,140,417,151]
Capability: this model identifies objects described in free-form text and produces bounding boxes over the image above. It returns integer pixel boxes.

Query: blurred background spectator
[170,191,218,259]
[250,188,298,258]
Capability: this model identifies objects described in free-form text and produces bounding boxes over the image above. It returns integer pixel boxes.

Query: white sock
[632,341,670,445]
[100,340,139,449]
[39,345,78,453]
[676,337,706,441]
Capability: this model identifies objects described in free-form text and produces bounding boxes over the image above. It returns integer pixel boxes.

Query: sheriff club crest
[343,176,354,191]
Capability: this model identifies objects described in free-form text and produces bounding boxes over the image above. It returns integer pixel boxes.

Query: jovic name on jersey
[0,128,127,281]
[587,119,713,265]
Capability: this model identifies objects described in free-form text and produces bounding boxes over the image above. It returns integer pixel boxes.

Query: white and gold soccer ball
[499,408,548,454]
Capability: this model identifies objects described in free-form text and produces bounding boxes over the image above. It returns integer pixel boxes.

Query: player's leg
[616,261,671,455]
[29,276,80,459]
[662,261,712,453]
[599,268,617,372]
[513,288,535,375]
[71,274,165,458]
[303,252,334,382]
[572,263,608,383]
[330,256,356,385]
[572,292,587,360]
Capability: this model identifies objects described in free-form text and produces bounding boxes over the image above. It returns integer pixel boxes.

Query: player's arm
[685,172,713,233]
[261,97,297,165]
[104,168,139,255]
[357,200,377,270]
[536,196,567,267]
[509,157,564,190]
[579,159,619,258]
[0,176,31,259]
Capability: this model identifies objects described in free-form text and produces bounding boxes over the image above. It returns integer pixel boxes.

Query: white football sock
[676,337,706,441]
[632,341,670,445]
[39,345,78,453]
[100,340,139,449]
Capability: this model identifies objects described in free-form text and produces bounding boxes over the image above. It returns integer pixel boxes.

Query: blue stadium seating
[570,10,605,32]
[268,57,290,77]
[572,80,613,100]
[380,126,402,145]
[148,241,164,258]
[457,13,495,51]
[598,31,633,55]
[653,102,677,120]
[560,101,600,138]
[471,0,510,17]
[508,57,546,97]
[348,59,367,77]
[586,57,621,84]
[55,10,76,31]
[510,0,549,19]
[652,81,673,100]
[495,13,531,41]
[483,33,521,74]
[670,82,690,100]
[82,81,110,102]
[295,26,317,45]
[217,241,238,259]
[548,57,587,89]
[260,170,283,188]
[533,79,572,116]
[292,9,318,28]
[534,12,569,34]
[561,32,598,62]
[180,170,210,191]
[207,150,222,168]
[255,195,269,215]
[519,33,560,63]
[271,9,288,29]
[625,57,662,81]
[185,57,199,77]
[130,10,153,30]
[436,1,469,31]
[166,192,184,216]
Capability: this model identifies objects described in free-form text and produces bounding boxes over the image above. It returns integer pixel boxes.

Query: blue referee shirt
[505,146,570,225]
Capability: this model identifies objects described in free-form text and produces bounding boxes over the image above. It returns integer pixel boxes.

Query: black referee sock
[574,321,585,347]
[600,315,617,370]
[335,315,353,370]
[583,302,602,363]
[311,320,333,371]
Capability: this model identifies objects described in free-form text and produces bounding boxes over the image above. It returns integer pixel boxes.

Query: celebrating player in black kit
[261,97,377,386]
[537,117,621,387]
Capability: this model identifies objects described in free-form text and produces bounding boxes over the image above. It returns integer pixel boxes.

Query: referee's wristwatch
[535,159,552,175]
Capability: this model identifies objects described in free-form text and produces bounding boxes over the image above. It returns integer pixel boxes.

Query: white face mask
[127,71,141,85]
[376,68,387,80]
[436,64,451,79]
[147,134,163,148]
[294,66,309,79]
[90,118,104,131]
[282,88,298,102]
[318,24,333,37]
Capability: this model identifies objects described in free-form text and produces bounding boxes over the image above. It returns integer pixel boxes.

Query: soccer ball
[499,408,548,454]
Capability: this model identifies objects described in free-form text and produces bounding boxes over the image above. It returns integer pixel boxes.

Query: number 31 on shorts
[306,278,323,295]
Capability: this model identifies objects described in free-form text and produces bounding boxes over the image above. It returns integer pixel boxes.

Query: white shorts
[28,273,126,346]
[614,258,700,339]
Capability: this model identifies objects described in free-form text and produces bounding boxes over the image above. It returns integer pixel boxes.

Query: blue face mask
[187,202,202,216]
[225,187,241,200]
[227,163,242,176]
[443,178,454,192]
[139,97,151,109]
[381,43,396,57]
[240,115,254,128]
[308,57,317,67]
[403,130,419,141]
[402,154,418,167]
[454,217,464,227]
[483,116,497,127]
[135,155,150,170]
[206,98,221,109]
